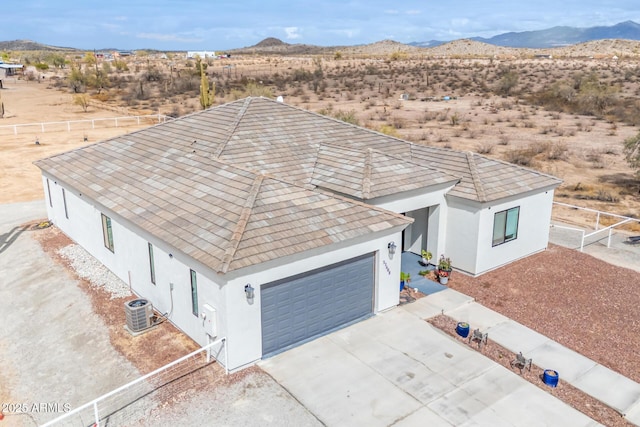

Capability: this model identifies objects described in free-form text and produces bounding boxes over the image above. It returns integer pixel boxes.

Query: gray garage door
[261,253,375,356]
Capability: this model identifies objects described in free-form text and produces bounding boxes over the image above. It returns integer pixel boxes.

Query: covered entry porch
[400,251,446,295]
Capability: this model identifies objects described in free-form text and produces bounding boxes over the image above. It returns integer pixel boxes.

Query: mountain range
[3,21,640,53]
[410,20,640,49]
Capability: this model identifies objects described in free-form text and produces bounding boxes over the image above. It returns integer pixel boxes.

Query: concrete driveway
[260,308,599,427]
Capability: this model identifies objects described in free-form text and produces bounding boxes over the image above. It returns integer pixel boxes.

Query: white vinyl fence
[0,114,170,136]
[41,337,226,427]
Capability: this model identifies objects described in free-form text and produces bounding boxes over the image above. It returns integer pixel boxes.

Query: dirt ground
[445,243,640,385]
[0,79,156,203]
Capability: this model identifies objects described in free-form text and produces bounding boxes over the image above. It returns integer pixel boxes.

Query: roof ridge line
[466,151,487,202]
[219,173,264,273]
[212,97,252,158]
[362,148,373,199]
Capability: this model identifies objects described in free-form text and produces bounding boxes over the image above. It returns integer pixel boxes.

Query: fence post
[67,121,71,131]
[580,230,585,252]
[94,401,100,427]
[41,123,44,132]
[595,212,600,230]
[14,125,17,135]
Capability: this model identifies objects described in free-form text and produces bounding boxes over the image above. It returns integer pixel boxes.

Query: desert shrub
[378,124,400,137]
[504,148,536,166]
[546,142,569,161]
[333,109,359,125]
[595,190,619,202]
[73,94,90,112]
[476,143,495,154]
[391,116,406,129]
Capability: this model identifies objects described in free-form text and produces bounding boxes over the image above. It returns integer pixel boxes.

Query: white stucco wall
[370,182,455,261]
[41,174,229,364]
[446,188,556,276]
[41,174,407,371]
[444,198,481,274]
[223,231,403,370]
[475,189,556,275]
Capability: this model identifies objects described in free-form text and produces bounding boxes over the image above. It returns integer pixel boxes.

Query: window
[148,243,156,285]
[190,269,199,317]
[101,214,114,252]
[492,207,520,246]
[62,188,68,219]
[46,179,52,207]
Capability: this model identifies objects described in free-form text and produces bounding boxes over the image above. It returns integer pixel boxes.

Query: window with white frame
[492,206,520,246]
[101,213,114,252]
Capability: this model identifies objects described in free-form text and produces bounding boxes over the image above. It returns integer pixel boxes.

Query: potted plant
[400,272,411,291]
[420,249,432,266]
[437,255,452,285]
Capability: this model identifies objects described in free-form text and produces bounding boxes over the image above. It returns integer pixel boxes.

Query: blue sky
[4,1,640,50]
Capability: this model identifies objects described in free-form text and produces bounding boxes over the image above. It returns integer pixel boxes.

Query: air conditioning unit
[124,299,153,332]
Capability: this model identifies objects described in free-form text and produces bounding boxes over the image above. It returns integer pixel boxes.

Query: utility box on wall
[202,304,217,337]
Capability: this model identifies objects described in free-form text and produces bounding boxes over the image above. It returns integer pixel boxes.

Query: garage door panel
[261,253,375,356]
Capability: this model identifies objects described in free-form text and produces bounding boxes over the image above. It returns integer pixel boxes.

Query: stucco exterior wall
[371,183,454,262]
[444,198,481,274]
[222,231,403,370]
[475,190,555,275]
[41,174,406,371]
[446,188,556,276]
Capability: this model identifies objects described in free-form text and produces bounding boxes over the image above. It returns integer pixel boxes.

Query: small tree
[199,61,214,109]
[73,94,90,112]
[624,131,640,177]
[68,65,86,93]
[496,70,519,96]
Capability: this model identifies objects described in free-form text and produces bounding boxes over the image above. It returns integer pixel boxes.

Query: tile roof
[311,144,459,199]
[35,96,561,272]
[36,138,410,274]
[409,145,562,202]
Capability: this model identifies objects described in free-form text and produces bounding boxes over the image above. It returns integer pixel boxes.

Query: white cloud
[136,33,203,43]
[284,26,301,39]
[406,10,421,15]
[329,28,361,38]
[451,18,471,27]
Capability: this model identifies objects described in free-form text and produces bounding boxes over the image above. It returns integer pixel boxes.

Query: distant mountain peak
[254,37,288,48]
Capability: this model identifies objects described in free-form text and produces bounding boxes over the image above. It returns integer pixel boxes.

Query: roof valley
[220,174,264,273]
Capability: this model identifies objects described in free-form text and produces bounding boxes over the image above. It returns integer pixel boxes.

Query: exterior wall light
[388,242,397,258]
[244,284,255,302]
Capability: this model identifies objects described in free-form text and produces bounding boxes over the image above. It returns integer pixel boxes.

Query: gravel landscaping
[58,244,130,299]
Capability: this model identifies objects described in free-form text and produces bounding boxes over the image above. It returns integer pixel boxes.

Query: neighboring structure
[35,97,561,371]
[186,51,218,59]
[0,60,24,87]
